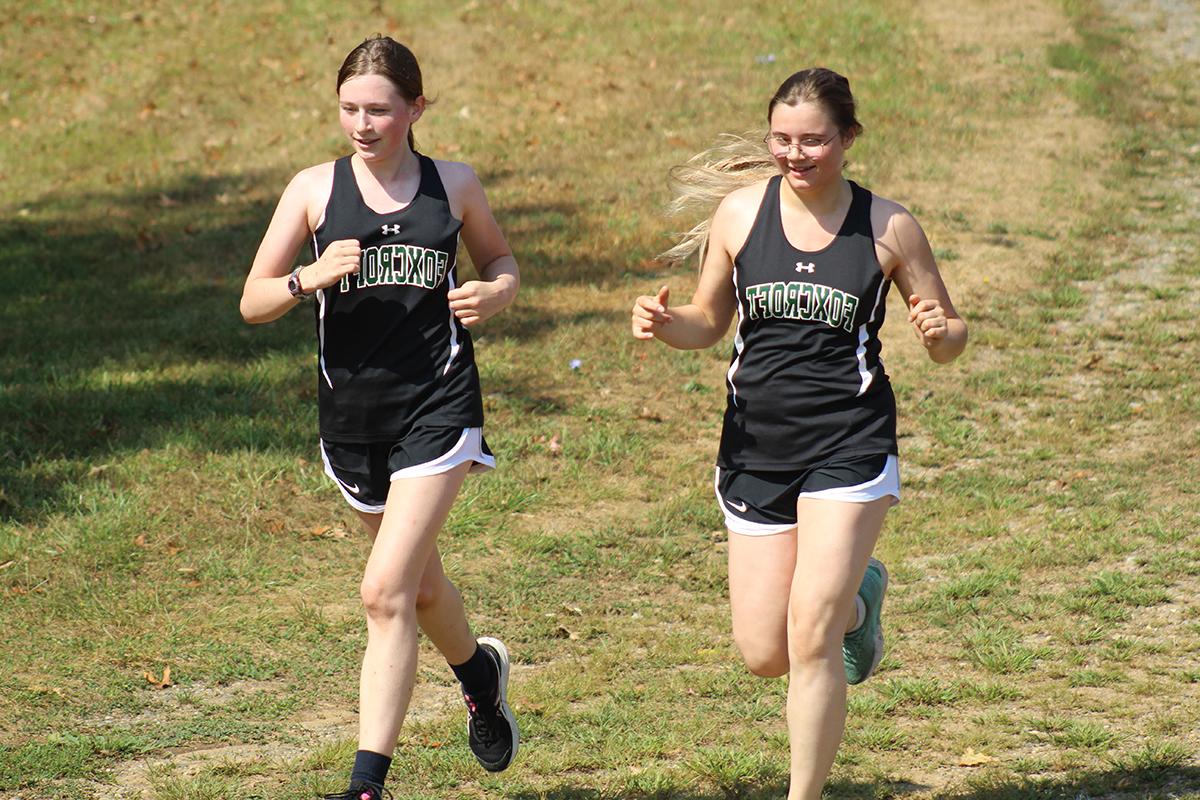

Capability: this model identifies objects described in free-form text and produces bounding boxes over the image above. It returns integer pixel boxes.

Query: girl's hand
[448,277,516,326]
[908,293,948,348]
[631,285,672,340]
[302,239,361,291]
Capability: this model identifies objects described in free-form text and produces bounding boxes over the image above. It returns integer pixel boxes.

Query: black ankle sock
[449,644,497,701]
[349,749,391,791]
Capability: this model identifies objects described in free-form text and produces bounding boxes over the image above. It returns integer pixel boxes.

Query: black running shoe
[463,636,520,772]
[321,784,391,800]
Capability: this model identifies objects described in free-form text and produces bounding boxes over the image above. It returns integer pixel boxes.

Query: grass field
[2,1,1199,798]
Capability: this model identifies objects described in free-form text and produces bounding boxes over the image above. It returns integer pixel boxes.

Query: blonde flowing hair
[659,68,864,267]
[659,134,777,266]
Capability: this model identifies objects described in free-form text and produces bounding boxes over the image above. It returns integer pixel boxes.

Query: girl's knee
[733,631,789,677]
[360,574,416,621]
[786,606,844,666]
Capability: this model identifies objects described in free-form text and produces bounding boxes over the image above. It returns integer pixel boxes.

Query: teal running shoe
[843,557,889,685]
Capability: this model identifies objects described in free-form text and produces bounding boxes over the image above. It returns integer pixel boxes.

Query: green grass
[3,1,1200,799]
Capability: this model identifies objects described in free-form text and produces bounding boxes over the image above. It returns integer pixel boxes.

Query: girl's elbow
[240,298,267,325]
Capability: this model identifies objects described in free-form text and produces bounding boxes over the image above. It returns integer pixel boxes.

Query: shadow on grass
[506,764,1200,799]
[0,165,639,524]
[925,764,1200,799]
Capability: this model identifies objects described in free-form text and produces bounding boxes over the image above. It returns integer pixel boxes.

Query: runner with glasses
[631,68,966,799]
[240,35,521,800]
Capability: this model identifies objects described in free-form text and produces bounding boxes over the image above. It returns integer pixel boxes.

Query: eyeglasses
[763,131,840,158]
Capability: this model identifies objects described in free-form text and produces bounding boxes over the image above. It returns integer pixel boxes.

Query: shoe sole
[864,557,889,681]
[476,636,520,771]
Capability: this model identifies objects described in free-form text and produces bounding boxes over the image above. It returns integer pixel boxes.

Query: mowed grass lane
[1,1,1197,798]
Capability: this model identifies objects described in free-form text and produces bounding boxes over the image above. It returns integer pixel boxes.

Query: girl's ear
[409,95,426,123]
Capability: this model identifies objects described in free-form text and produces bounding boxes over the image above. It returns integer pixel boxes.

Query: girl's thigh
[728,528,797,662]
[789,497,890,622]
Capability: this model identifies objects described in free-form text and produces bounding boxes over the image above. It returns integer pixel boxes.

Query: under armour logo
[796,261,816,273]
[381,224,402,235]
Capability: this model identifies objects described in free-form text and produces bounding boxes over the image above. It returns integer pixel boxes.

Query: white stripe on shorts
[799,454,900,505]
[389,427,496,480]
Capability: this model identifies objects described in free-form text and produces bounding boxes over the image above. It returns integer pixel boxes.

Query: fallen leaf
[309,525,350,540]
[133,534,147,547]
[553,625,578,640]
[0,560,14,571]
[158,193,178,208]
[138,101,156,120]
[958,748,996,767]
[547,434,562,456]
[145,666,173,688]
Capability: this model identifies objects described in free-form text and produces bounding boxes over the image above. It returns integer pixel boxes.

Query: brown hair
[768,68,863,139]
[336,35,425,150]
[660,68,863,265]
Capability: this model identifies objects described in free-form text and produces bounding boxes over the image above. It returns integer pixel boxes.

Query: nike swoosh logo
[727,499,748,513]
[337,479,360,494]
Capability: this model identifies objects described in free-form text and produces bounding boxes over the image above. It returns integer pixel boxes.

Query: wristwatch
[287,266,310,299]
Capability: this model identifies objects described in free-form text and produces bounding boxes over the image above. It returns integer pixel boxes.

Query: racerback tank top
[718,177,897,470]
[310,154,484,443]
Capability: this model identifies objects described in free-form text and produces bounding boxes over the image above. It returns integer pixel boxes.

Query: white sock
[847,595,866,634]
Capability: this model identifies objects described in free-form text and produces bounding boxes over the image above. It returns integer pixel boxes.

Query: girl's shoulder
[717,177,773,220]
[863,188,908,219]
[426,157,482,195]
[282,161,338,230]
[866,191,923,243]
[711,178,773,257]
[290,160,338,195]
[426,158,488,220]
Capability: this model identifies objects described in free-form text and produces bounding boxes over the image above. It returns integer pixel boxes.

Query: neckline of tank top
[346,153,429,218]
[774,177,861,257]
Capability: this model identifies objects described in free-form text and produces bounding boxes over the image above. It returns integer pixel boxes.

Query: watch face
[288,273,302,297]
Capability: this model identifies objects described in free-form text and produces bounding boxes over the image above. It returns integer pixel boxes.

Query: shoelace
[322,786,393,800]
[465,692,503,746]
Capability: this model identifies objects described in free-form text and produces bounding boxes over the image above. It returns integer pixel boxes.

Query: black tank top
[310,154,484,443]
[717,177,897,470]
